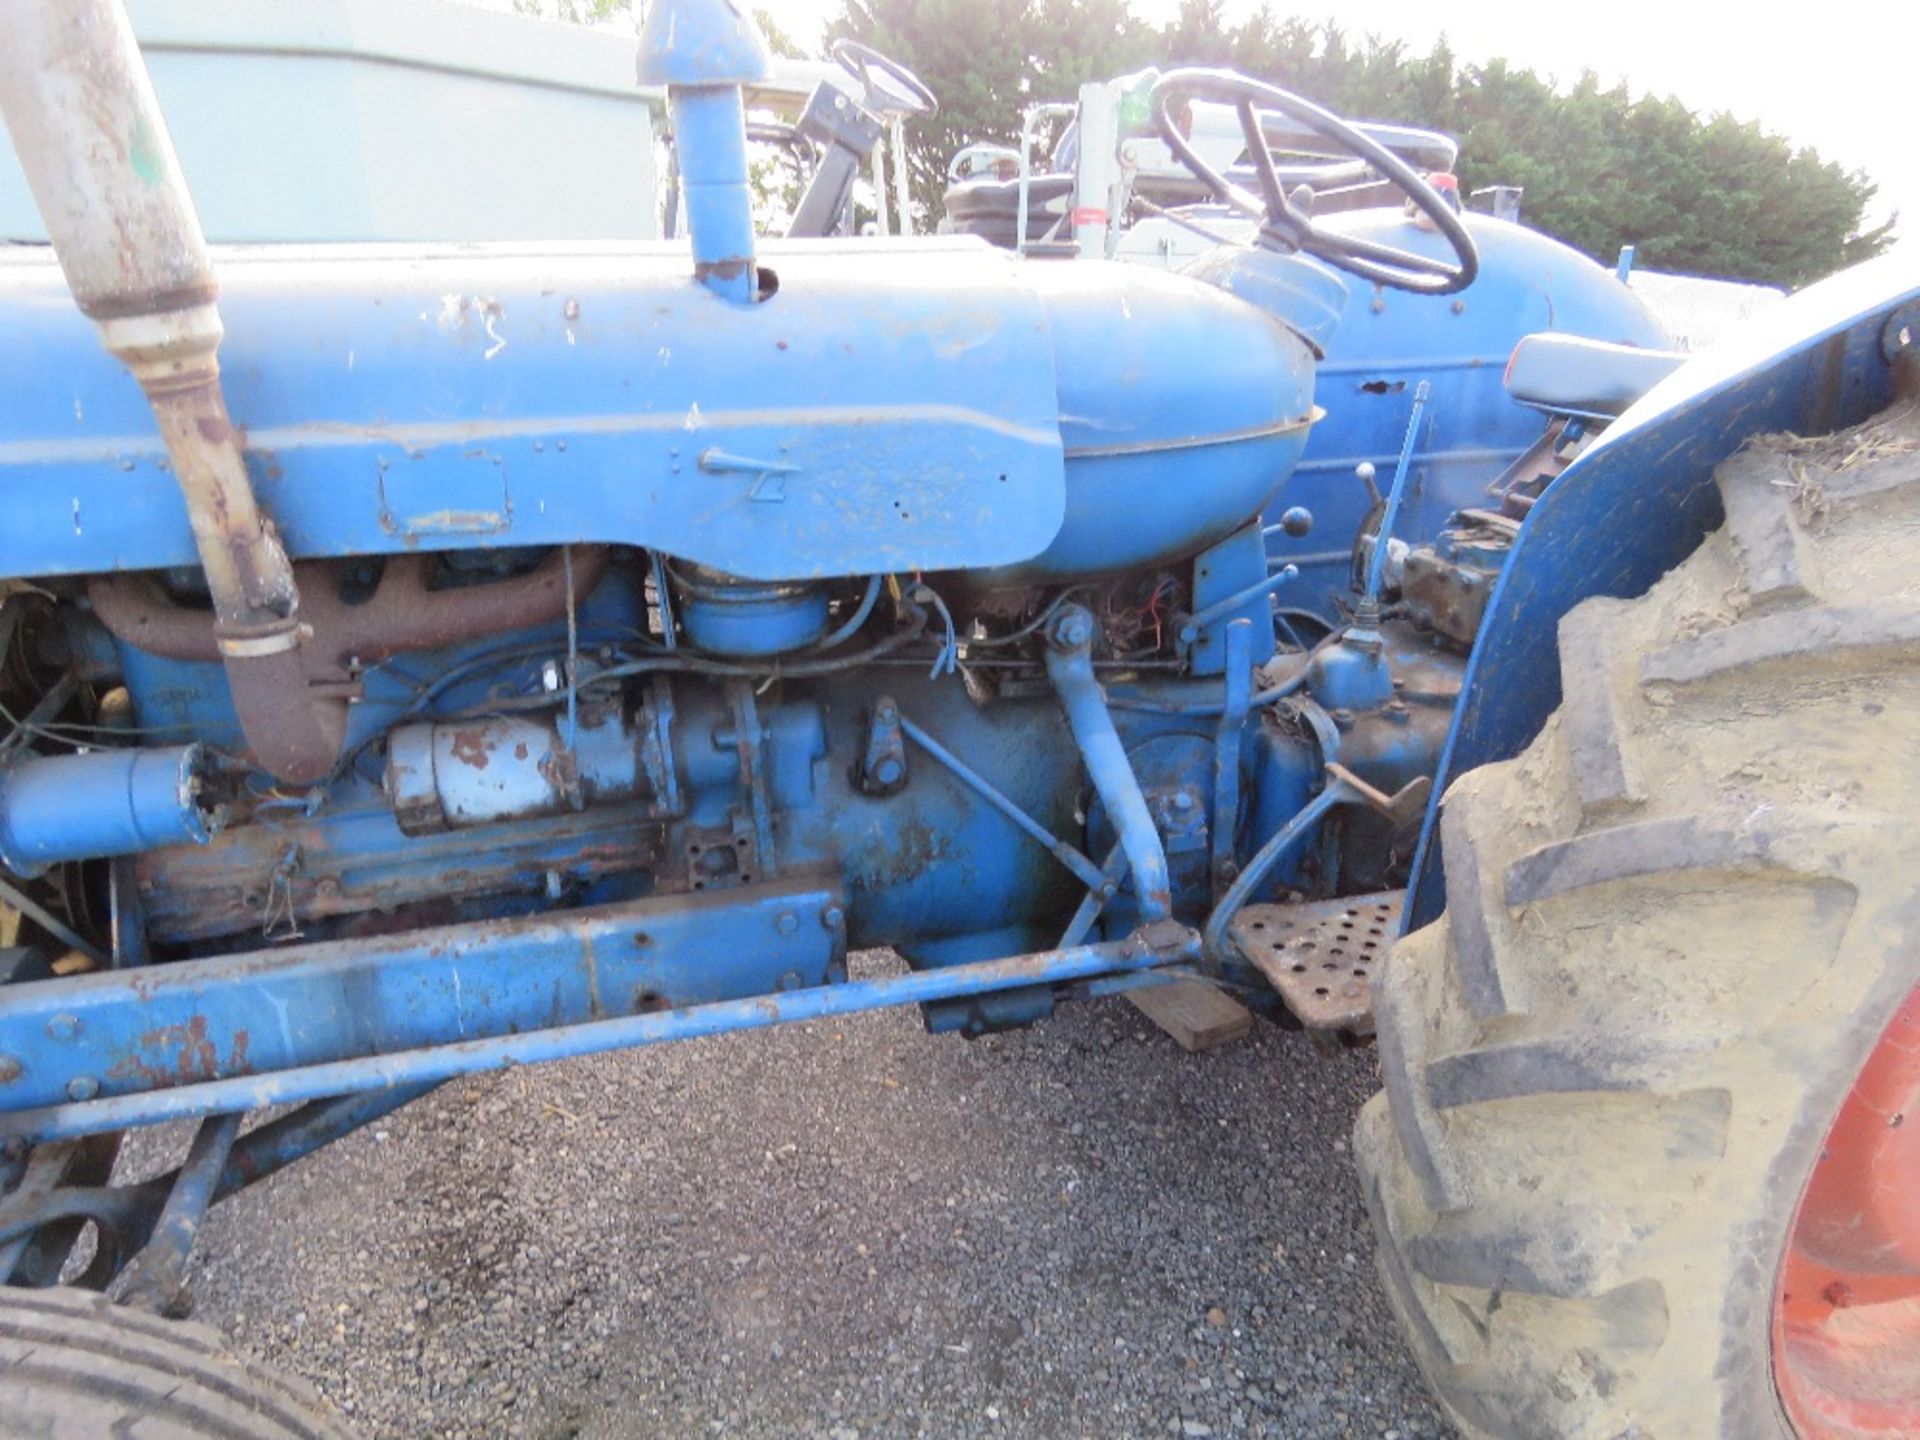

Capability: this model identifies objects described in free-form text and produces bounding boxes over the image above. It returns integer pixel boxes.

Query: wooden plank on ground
[1126,979,1253,1052]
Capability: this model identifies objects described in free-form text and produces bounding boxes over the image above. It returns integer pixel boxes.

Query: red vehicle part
[1775,985,1920,1438]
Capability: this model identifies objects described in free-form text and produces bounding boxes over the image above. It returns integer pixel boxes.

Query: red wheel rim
[1775,986,1920,1437]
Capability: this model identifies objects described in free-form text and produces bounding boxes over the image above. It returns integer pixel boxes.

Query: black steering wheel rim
[829,38,937,119]
[1149,69,1477,296]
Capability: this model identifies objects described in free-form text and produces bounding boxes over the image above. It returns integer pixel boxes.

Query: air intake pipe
[638,0,771,304]
[0,0,344,784]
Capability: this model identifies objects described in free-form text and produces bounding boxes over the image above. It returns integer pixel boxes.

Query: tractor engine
[0,0,1457,1131]
[0,210,1349,998]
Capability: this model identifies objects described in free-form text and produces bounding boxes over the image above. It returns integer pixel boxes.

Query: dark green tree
[547,1,1893,282]
[828,0,1158,217]
[1172,15,1892,286]
[827,0,1890,284]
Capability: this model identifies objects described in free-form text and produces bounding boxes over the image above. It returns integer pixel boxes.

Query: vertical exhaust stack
[0,0,344,784]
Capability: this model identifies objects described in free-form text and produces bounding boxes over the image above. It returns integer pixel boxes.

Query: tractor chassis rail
[0,881,1201,1144]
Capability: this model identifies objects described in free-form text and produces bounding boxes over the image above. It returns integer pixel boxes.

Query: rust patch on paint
[448,728,493,771]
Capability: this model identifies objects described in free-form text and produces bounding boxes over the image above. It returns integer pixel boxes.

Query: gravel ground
[176,953,1449,1440]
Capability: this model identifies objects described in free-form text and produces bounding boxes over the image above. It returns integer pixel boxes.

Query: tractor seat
[1504,332,1688,420]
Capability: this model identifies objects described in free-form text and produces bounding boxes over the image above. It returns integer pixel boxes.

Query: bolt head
[1049,610,1093,650]
[775,911,799,936]
[1172,790,1195,811]
[873,757,903,786]
[66,1075,99,1102]
[45,1015,78,1042]
[876,703,898,724]
[0,1056,21,1084]
[819,904,846,931]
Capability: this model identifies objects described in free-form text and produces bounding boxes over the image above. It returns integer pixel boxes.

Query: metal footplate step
[1228,890,1403,1036]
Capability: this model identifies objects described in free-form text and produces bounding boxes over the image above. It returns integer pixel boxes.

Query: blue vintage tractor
[0,2,1914,1435]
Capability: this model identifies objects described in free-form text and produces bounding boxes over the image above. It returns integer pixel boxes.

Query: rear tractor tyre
[1357,398,1920,1437]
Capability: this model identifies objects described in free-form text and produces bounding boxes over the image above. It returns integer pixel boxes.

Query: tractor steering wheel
[1149,69,1477,296]
[830,38,938,119]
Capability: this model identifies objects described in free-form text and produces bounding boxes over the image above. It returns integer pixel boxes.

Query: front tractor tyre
[0,1286,354,1438]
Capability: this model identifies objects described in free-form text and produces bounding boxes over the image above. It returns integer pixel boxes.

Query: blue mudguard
[1405,250,1920,931]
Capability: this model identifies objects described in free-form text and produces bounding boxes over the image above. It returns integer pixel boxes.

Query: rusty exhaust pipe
[0,0,344,783]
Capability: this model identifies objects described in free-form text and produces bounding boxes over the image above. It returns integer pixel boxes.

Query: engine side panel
[0,239,1069,581]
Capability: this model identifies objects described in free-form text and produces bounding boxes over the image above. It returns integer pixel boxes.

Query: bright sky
[773,0,1916,234]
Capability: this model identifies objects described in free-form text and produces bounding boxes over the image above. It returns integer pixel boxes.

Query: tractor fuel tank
[969,257,1323,587]
[0,237,1318,588]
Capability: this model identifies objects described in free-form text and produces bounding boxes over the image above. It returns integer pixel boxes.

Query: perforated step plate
[1228,891,1403,1036]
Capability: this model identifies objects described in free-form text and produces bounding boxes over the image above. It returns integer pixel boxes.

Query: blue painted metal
[0,247,1329,591]
[671,571,829,656]
[1185,522,1286,676]
[1364,379,1432,605]
[1182,565,1299,646]
[895,709,1107,894]
[128,664,1093,958]
[1264,213,1670,618]
[635,0,771,89]
[1044,606,1173,919]
[1405,251,1920,931]
[0,745,211,876]
[665,87,760,304]
[1180,244,1351,357]
[1081,729,1211,930]
[0,878,842,1118]
[3,925,1198,1142]
[1102,672,1308,716]
[0,244,1075,582]
[971,261,1321,586]
[1211,620,1252,897]
[1202,772,1351,965]
[92,572,647,768]
[1058,841,1128,949]
[1307,632,1394,714]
